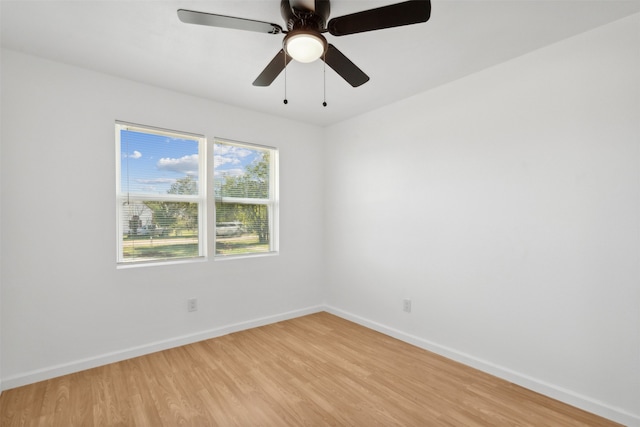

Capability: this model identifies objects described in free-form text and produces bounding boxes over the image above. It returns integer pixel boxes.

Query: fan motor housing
[281,0,330,32]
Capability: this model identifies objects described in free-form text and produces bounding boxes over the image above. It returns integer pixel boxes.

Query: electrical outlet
[403,299,412,313]
[187,297,198,312]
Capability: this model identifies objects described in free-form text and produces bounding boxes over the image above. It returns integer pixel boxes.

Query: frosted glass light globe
[285,33,326,63]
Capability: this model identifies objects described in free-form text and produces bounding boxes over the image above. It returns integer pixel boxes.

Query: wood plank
[0,312,623,426]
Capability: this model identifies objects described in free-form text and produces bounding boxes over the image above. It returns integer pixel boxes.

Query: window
[214,139,278,257]
[116,122,206,264]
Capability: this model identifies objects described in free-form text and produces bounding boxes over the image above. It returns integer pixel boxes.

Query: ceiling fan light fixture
[178,0,432,87]
[284,31,327,63]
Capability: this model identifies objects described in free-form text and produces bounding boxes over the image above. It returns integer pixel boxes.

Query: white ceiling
[2,0,639,126]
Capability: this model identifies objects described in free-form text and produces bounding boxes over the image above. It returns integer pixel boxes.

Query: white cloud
[124,150,142,159]
[214,144,252,158]
[214,168,244,177]
[214,145,254,173]
[136,178,176,185]
[214,154,240,168]
[157,154,199,175]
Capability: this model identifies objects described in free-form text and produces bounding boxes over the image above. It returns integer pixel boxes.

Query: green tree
[168,175,197,195]
[218,152,270,243]
[145,176,199,235]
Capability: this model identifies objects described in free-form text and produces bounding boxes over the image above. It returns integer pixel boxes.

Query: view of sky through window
[117,126,276,261]
[120,130,199,195]
[120,131,263,195]
[214,142,263,181]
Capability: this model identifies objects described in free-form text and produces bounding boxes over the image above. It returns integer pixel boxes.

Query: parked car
[137,224,166,237]
[216,222,245,237]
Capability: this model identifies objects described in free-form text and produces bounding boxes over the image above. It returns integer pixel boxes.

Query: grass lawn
[123,234,269,260]
[123,243,199,260]
[216,234,270,256]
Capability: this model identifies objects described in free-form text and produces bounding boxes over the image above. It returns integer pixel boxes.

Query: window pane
[116,123,204,264]
[215,202,270,256]
[120,201,200,262]
[121,129,199,196]
[214,143,270,199]
[214,140,277,257]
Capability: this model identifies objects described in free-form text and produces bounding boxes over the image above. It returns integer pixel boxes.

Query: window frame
[115,121,207,266]
[213,138,279,259]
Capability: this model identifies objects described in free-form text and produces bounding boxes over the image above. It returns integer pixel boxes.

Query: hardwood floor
[0,312,622,426]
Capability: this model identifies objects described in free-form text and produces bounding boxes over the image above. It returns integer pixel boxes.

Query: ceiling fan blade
[178,9,283,34]
[327,0,431,36]
[322,44,369,87]
[253,49,293,86]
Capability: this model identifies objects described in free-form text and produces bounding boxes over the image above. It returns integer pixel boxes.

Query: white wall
[324,14,639,425]
[0,48,325,388]
[0,73,3,392]
[1,11,639,426]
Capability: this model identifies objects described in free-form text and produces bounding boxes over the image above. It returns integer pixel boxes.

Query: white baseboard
[3,304,637,426]
[324,305,639,427]
[1,305,324,391]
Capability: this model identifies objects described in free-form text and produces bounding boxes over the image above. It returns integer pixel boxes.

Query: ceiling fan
[177,0,431,88]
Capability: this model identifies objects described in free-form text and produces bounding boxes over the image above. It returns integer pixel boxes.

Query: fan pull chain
[322,51,327,107]
[283,52,288,105]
